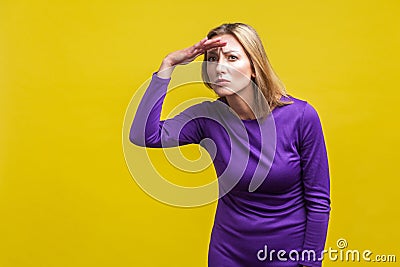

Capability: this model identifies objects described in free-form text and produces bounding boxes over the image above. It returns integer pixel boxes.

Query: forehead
[208,34,244,53]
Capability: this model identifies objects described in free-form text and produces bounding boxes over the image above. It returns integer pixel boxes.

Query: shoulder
[281,94,307,110]
[283,96,325,141]
[188,97,229,111]
[275,95,324,137]
[175,99,217,118]
[281,94,321,120]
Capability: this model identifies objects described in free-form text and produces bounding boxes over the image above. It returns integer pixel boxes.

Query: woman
[130,23,331,267]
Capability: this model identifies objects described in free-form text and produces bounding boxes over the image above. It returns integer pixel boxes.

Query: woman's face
[206,34,254,97]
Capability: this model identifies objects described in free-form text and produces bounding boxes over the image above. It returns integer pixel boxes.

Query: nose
[215,56,227,74]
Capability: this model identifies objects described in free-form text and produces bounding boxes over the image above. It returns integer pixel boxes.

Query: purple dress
[130,72,331,267]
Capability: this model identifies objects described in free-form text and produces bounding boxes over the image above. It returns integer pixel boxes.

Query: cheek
[232,61,253,78]
[206,66,218,91]
[206,65,216,80]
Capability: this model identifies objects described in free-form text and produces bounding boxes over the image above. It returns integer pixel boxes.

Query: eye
[207,56,217,62]
[228,55,238,60]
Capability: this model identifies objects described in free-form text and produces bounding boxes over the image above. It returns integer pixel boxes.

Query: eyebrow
[207,49,239,55]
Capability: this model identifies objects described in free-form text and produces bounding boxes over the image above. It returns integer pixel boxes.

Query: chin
[212,86,236,97]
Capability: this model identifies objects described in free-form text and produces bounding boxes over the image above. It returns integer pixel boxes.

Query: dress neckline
[217,96,287,123]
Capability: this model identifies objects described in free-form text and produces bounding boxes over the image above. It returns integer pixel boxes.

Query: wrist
[161,56,174,68]
[157,58,176,79]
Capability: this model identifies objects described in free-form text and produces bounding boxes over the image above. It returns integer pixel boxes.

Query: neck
[225,85,256,120]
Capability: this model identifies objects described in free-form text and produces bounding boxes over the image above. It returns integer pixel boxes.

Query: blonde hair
[202,23,293,118]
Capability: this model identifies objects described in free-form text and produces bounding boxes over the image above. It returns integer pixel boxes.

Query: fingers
[193,37,209,49]
[183,37,227,63]
[204,40,227,51]
[203,37,227,48]
[191,37,226,56]
[194,37,226,50]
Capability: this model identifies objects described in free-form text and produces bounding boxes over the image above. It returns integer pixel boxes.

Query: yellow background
[1,0,399,266]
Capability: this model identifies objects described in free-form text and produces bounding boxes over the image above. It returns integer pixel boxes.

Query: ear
[251,73,256,78]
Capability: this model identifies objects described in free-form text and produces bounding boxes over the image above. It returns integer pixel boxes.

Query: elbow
[129,127,161,148]
[129,126,146,147]
[129,136,142,147]
[306,197,331,214]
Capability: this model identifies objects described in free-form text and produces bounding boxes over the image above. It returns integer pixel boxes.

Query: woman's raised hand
[157,37,227,79]
[166,37,227,66]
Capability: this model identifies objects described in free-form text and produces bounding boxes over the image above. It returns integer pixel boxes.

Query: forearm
[299,210,330,267]
[156,57,176,79]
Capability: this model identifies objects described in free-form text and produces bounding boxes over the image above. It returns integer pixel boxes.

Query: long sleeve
[298,103,331,267]
[129,72,204,148]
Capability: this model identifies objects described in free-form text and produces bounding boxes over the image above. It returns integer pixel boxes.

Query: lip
[215,79,230,84]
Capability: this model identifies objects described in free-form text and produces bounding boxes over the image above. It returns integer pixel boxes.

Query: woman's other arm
[298,103,331,267]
